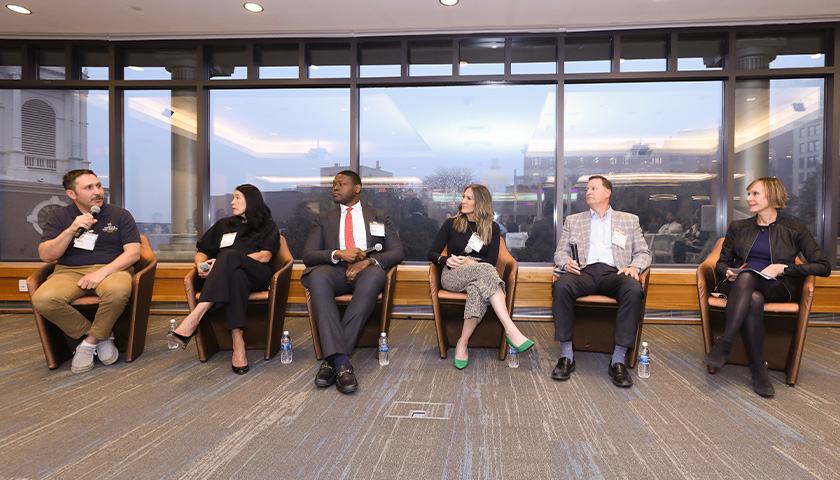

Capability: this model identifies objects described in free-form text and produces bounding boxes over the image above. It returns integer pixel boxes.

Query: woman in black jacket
[167,184,280,375]
[703,177,830,396]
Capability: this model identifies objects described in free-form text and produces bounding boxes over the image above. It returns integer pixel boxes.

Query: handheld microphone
[364,243,383,254]
[570,238,579,264]
[74,205,100,238]
[464,245,473,255]
[199,262,210,272]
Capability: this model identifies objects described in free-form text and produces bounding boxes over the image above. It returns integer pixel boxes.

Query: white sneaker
[71,341,97,374]
[96,334,119,366]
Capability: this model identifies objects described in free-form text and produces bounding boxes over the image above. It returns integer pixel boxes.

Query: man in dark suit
[551,175,651,388]
[301,171,403,394]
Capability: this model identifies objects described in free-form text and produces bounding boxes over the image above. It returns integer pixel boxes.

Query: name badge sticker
[73,232,98,251]
[220,232,237,248]
[612,229,628,249]
[369,222,385,237]
[467,233,484,253]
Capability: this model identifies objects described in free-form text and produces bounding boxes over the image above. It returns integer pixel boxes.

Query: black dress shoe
[335,365,358,394]
[314,361,337,388]
[608,362,633,388]
[231,363,249,375]
[551,357,576,381]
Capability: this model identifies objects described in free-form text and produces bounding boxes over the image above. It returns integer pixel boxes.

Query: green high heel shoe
[506,334,535,354]
[454,340,468,370]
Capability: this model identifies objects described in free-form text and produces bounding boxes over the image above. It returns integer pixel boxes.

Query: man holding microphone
[31,169,141,373]
[550,175,651,387]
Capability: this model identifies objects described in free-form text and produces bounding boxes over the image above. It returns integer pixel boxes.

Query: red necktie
[344,207,356,249]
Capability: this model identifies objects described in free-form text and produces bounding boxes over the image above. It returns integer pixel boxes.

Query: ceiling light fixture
[7,4,32,14]
[440,0,458,6]
[243,2,264,13]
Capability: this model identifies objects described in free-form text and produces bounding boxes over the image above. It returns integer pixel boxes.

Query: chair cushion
[708,296,800,314]
[70,296,102,306]
[576,295,618,305]
[437,290,468,302]
[335,293,383,303]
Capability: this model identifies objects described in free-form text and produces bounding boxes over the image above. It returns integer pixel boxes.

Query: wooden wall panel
[3,262,839,314]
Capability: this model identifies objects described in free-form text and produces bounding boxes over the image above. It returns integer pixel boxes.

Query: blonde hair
[453,184,494,246]
[748,177,788,210]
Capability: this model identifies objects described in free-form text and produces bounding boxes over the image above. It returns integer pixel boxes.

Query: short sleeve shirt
[41,203,141,266]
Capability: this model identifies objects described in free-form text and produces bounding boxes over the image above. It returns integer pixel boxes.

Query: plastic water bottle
[378,332,390,366]
[507,346,519,368]
[167,319,180,350]
[280,331,292,364]
[638,342,650,378]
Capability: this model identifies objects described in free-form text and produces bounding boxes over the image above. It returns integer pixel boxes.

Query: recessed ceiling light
[7,4,32,14]
[745,97,756,102]
[243,2,263,13]
[440,0,458,6]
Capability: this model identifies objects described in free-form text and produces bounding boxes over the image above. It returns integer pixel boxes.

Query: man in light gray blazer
[551,175,651,388]
[301,171,403,394]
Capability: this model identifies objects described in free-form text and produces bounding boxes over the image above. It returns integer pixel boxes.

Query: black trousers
[198,249,274,330]
[551,262,645,348]
[301,263,386,358]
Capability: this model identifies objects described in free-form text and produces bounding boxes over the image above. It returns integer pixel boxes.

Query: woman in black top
[428,184,533,370]
[168,184,280,374]
[703,177,830,396]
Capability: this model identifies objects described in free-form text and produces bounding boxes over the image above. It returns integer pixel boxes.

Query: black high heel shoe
[231,363,250,375]
[166,329,196,349]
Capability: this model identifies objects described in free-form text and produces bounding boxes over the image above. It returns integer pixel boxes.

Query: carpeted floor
[1,313,839,479]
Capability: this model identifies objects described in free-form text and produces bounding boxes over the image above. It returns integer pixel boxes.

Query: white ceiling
[2,0,840,41]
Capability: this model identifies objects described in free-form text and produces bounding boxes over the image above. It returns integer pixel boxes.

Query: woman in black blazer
[703,177,829,396]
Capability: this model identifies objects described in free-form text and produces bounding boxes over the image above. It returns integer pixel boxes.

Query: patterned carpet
[1,313,839,479]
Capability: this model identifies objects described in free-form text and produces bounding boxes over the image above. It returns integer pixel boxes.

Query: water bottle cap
[642,341,648,346]
[283,331,289,335]
[380,332,387,337]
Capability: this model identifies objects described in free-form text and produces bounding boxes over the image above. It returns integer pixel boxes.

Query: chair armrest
[27,262,57,296]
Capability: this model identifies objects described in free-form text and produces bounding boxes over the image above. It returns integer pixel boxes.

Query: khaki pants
[31,264,134,340]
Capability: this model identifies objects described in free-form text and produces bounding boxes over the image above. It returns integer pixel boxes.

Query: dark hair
[589,175,612,191]
[62,169,97,191]
[230,184,272,237]
[336,170,362,186]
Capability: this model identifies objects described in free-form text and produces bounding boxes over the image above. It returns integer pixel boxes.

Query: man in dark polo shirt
[31,169,141,374]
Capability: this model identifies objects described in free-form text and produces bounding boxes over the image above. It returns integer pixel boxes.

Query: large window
[0,89,109,259]
[209,89,351,259]
[124,90,197,260]
[564,82,723,265]
[734,78,824,239]
[360,85,557,261]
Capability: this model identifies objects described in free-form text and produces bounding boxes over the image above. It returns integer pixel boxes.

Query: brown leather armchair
[697,237,816,385]
[551,267,650,368]
[184,235,294,362]
[430,237,517,361]
[27,234,158,369]
[303,265,398,360]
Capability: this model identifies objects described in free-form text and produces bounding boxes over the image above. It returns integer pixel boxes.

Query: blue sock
[561,341,574,361]
[329,353,351,370]
[612,346,628,366]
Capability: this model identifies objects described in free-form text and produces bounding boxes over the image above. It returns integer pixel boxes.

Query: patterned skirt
[441,259,505,321]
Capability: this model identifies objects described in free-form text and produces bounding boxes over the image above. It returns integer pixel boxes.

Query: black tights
[720,272,770,366]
